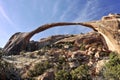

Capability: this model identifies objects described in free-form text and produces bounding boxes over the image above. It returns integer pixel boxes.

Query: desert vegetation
[102,52,120,80]
[0,33,120,80]
[1,14,120,80]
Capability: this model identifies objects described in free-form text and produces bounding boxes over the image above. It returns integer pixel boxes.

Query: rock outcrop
[1,31,116,80]
[38,70,55,80]
[81,13,120,53]
[3,13,120,55]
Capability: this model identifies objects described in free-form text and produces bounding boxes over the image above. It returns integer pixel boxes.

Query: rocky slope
[1,13,120,80]
[1,31,118,80]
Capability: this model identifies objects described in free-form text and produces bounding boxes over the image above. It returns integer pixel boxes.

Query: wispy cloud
[0,5,14,25]
[59,1,77,21]
[65,0,100,33]
[73,1,120,22]
[51,0,60,18]
[0,5,22,31]
[73,0,99,22]
[0,5,22,47]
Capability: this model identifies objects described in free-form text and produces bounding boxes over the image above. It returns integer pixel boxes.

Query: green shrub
[70,64,91,80]
[28,61,52,77]
[80,44,85,51]
[20,50,26,55]
[0,51,3,58]
[54,56,66,70]
[99,51,108,57]
[55,70,72,80]
[103,52,120,80]
[109,52,118,59]
[58,55,66,64]
[0,60,20,80]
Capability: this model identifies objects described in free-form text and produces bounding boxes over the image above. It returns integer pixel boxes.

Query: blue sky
[0,0,120,47]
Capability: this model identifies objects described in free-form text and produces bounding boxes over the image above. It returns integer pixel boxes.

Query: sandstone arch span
[3,14,120,55]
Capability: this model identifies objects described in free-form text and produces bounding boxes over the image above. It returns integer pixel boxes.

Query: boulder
[38,70,55,80]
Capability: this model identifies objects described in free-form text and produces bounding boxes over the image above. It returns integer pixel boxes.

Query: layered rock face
[81,13,120,53]
[3,14,120,55]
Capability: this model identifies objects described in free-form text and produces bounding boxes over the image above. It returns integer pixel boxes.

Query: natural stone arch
[3,14,120,55]
[3,22,91,55]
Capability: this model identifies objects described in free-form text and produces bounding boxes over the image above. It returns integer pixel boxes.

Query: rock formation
[3,23,82,55]
[2,31,118,80]
[81,13,120,53]
[3,14,120,55]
